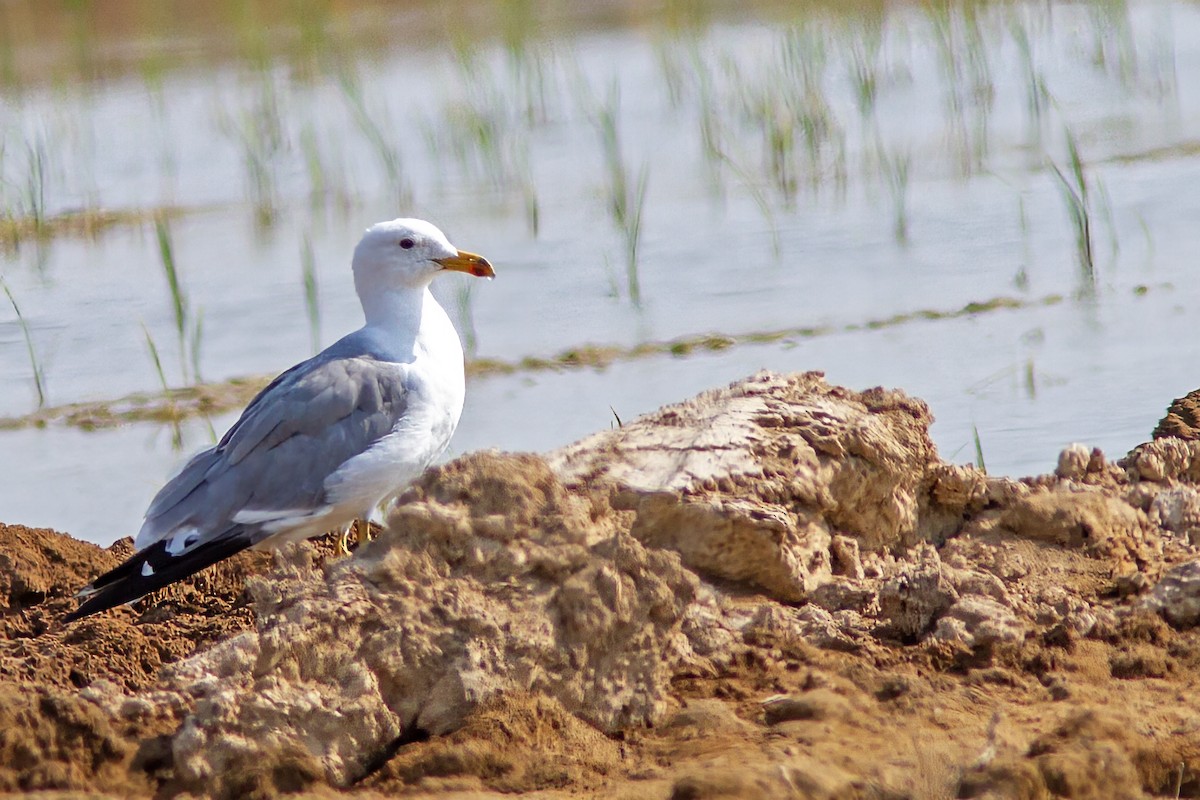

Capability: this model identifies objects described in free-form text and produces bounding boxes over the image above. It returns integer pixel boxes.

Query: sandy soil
[5,371,1200,799]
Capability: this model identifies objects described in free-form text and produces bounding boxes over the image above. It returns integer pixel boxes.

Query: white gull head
[352,218,494,293]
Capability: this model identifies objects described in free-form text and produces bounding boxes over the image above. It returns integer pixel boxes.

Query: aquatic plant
[1009,14,1050,148]
[217,72,286,227]
[878,142,912,244]
[454,282,479,359]
[972,424,987,473]
[713,148,781,259]
[1086,0,1138,87]
[299,125,329,209]
[154,217,202,384]
[1,278,46,407]
[24,137,46,232]
[441,45,511,184]
[1,134,51,238]
[1048,130,1095,289]
[141,323,183,449]
[336,63,408,206]
[927,2,995,175]
[189,309,205,388]
[516,147,539,237]
[846,20,883,120]
[434,40,544,235]
[301,233,321,355]
[624,165,649,306]
[585,81,649,305]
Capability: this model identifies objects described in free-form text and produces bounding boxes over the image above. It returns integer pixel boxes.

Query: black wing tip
[63,596,109,623]
[63,548,159,623]
[63,532,255,623]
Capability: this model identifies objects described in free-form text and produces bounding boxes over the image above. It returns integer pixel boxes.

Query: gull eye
[399,238,415,249]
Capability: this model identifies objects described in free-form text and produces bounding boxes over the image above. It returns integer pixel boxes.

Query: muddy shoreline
[4,371,1200,799]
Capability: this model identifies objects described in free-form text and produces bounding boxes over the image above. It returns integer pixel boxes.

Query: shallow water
[1,0,1198,544]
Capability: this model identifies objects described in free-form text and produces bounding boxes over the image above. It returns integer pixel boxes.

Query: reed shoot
[1,278,47,407]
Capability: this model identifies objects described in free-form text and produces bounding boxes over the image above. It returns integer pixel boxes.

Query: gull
[65,218,494,621]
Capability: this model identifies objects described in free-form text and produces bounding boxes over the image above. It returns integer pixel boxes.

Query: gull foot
[336,519,375,556]
[336,524,354,557]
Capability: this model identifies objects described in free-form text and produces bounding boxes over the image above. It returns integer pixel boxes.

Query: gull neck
[357,279,435,331]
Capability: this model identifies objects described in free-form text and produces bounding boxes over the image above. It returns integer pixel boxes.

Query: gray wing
[137,353,409,549]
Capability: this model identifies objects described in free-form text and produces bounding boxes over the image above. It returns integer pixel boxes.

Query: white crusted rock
[931,595,1025,649]
[1142,559,1200,628]
[548,371,946,601]
[1055,443,1091,480]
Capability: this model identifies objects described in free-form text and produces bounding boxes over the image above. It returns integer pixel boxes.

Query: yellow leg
[336,523,354,557]
[336,519,375,556]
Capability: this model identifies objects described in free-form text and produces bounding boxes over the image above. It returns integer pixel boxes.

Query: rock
[761,689,851,724]
[0,684,147,795]
[1142,559,1200,628]
[662,699,753,738]
[946,565,1011,605]
[1123,438,1200,483]
[876,544,958,641]
[1149,484,1200,544]
[931,595,1024,650]
[995,487,1157,567]
[1052,445,1108,483]
[670,755,858,800]
[548,371,949,600]
[743,602,869,653]
[1056,443,1091,480]
[829,535,865,579]
[361,693,621,794]
[809,577,876,614]
[1154,388,1200,441]
[626,494,830,602]
[160,453,703,797]
[959,711,1146,800]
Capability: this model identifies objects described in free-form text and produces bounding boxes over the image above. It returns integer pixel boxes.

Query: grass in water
[301,234,321,354]
[714,148,782,259]
[588,82,648,305]
[879,142,912,244]
[216,74,285,227]
[24,137,47,233]
[154,216,202,384]
[972,424,987,473]
[1,278,47,407]
[455,282,479,358]
[336,63,407,206]
[1048,129,1095,290]
[141,323,183,449]
[624,165,649,306]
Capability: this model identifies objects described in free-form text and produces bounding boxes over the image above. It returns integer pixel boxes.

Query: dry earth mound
[1155,387,1200,441]
[4,371,1200,798]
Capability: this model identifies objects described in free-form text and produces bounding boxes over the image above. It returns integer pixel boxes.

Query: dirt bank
[5,370,1200,799]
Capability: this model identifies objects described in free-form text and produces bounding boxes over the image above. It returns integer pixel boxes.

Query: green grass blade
[1,278,46,407]
[154,216,192,383]
[142,323,183,449]
[301,235,320,354]
[625,164,649,306]
[972,424,987,474]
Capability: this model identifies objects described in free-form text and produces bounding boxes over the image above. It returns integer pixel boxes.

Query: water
[1,0,1198,545]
